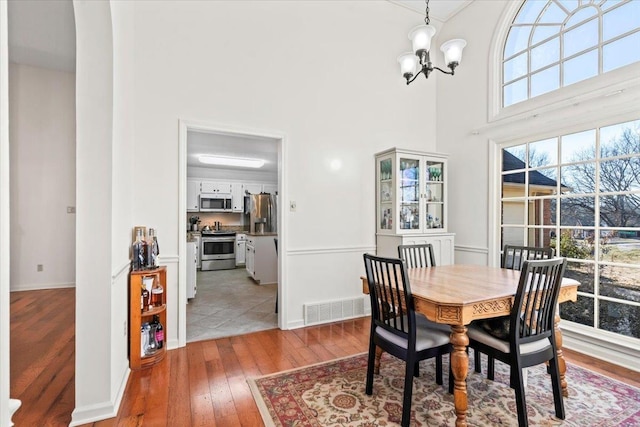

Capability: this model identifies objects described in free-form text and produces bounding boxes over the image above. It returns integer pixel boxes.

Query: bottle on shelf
[132,228,145,271]
[151,277,164,307]
[152,315,164,350]
[146,228,160,269]
[141,284,150,313]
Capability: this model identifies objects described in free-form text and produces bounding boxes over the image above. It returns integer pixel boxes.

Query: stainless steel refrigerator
[245,193,277,234]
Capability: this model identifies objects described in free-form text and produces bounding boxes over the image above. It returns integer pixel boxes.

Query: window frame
[487,0,640,124]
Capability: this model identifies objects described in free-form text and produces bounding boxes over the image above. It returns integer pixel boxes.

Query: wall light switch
[290,201,297,212]
[67,206,76,214]
[37,264,43,272]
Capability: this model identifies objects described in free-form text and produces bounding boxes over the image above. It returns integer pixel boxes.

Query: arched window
[502,0,640,107]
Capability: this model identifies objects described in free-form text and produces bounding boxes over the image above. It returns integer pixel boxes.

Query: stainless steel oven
[200,231,236,271]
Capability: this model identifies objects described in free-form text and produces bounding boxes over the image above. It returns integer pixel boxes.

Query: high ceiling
[391,0,473,22]
[7,0,472,73]
[7,0,472,173]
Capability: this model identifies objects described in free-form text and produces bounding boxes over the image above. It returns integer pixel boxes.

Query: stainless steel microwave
[199,193,232,212]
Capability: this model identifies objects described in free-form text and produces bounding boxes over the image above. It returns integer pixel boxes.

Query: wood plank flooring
[10,288,640,426]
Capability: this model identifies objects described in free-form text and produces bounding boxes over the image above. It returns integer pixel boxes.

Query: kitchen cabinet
[262,183,277,195]
[245,235,277,284]
[236,233,246,266]
[186,241,197,298]
[243,183,263,195]
[375,148,455,264]
[201,181,231,194]
[187,179,200,212]
[129,266,167,370]
[231,183,244,213]
[194,234,201,269]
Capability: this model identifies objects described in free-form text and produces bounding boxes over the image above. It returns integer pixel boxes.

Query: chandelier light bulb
[409,25,436,54]
[440,39,467,68]
[398,53,418,78]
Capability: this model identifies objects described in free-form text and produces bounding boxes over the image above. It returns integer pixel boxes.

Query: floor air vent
[304,297,366,325]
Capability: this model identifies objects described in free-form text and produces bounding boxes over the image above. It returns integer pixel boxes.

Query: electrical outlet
[37,264,43,272]
[67,206,76,214]
[290,201,297,212]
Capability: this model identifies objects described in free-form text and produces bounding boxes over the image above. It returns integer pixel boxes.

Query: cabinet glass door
[379,157,393,230]
[424,160,444,229]
[399,157,420,230]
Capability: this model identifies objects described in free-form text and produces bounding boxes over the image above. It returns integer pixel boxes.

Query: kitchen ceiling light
[398,0,466,85]
[198,155,265,168]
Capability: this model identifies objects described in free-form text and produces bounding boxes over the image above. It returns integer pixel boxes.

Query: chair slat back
[363,254,415,339]
[511,258,566,345]
[502,245,555,270]
[398,244,436,268]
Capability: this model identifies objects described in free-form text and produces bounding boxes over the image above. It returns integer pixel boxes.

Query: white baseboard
[69,366,130,426]
[10,282,75,292]
[562,327,640,373]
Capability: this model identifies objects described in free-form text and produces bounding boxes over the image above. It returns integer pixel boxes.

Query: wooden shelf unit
[129,266,167,370]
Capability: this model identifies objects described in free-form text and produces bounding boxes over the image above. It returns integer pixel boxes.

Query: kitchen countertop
[246,232,278,237]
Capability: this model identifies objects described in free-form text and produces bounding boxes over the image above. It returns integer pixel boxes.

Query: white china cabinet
[375,148,455,265]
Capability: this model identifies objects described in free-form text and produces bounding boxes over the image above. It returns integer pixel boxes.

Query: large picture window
[503,0,640,107]
[500,119,640,339]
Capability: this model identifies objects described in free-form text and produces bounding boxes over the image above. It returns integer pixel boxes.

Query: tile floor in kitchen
[186,267,278,342]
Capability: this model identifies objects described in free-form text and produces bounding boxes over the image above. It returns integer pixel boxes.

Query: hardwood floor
[10,288,640,426]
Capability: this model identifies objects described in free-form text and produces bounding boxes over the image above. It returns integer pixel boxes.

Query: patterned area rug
[248,353,640,426]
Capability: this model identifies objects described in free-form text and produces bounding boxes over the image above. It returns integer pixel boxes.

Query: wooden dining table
[361,264,579,427]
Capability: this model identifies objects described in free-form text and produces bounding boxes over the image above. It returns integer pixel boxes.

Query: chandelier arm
[433,66,455,76]
[405,70,424,85]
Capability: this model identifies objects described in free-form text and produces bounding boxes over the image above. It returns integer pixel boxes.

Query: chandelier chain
[424,0,430,25]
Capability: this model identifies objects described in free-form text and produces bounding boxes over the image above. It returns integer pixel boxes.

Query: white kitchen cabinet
[375,148,454,265]
[194,234,201,269]
[187,179,200,212]
[262,183,277,195]
[201,181,231,194]
[231,183,244,213]
[245,235,277,284]
[236,234,246,266]
[186,241,197,298]
[243,183,263,195]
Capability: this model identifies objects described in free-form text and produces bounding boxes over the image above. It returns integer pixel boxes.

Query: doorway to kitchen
[178,120,285,345]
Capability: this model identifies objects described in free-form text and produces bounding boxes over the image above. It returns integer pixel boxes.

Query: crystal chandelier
[397,0,467,85]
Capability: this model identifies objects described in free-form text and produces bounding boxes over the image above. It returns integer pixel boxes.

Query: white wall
[131,1,438,330]
[109,0,135,415]
[436,0,509,266]
[71,0,122,424]
[1,1,13,423]
[9,63,76,290]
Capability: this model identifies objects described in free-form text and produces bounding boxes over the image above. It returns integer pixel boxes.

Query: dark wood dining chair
[468,258,567,427]
[502,244,555,270]
[398,244,450,336]
[363,253,452,427]
[474,244,556,374]
[397,243,436,268]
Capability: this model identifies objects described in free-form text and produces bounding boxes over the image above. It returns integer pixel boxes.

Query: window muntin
[500,119,640,339]
[502,0,640,107]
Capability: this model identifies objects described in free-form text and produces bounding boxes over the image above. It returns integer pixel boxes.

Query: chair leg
[365,340,376,395]
[435,355,443,385]
[402,356,415,427]
[488,355,495,381]
[549,356,565,420]
[474,349,482,373]
[512,364,528,427]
